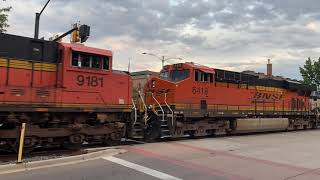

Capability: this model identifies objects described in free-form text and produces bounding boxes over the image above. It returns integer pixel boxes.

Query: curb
[0,148,126,175]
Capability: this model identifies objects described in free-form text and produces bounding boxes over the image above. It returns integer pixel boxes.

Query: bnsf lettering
[253,92,283,101]
[76,75,104,87]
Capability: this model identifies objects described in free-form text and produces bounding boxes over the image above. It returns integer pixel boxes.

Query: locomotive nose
[147,77,171,93]
[151,80,156,88]
[146,77,175,105]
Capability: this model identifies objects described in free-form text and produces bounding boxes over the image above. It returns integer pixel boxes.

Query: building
[131,70,159,99]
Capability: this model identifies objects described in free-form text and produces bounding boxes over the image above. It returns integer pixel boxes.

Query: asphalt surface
[2,130,320,180]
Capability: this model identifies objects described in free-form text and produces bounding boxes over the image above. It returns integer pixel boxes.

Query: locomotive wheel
[64,134,85,150]
[144,119,161,142]
[104,133,122,146]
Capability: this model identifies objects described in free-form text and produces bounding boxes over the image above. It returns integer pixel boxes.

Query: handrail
[138,90,148,125]
[164,93,174,128]
[151,93,165,122]
[131,99,137,125]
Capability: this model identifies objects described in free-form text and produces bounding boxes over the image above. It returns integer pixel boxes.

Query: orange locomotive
[135,62,317,141]
[0,33,317,151]
[0,33,131,151]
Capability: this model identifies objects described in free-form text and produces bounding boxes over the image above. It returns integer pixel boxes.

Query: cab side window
[103,57,110,70]
[71,51,110,71]
[194,70,213,83]
[81,54,91,68]
[72,52,80,66]
[92,56,101,68]
[195,70,199,81]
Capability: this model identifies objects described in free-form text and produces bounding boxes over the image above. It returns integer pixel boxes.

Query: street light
[34,0,51,39]
[142,52,182,68]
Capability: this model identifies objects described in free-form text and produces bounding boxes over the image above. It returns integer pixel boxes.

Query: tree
[0,6,12,33]
[300,57,320,89]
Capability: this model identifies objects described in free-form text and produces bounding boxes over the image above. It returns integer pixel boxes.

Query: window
[195,71,199,81]
[195,70,213,83]
[72,52,79,66]
[170,70,189,82]
[202,73,208,82]
[71,51,110,70]
[92,56,101,68]
[81,54,91,67]
[160,71,169,80]
[103,57,110,70]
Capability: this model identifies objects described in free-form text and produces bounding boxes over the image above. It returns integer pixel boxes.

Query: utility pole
[161,56,165,67]
[34,0,51,39]
[142,53,182,68]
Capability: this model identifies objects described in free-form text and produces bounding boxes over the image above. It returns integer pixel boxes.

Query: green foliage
[300,57,320,89]
[0,6,12,33]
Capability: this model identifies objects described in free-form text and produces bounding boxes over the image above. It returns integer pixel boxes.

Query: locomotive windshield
[160,70,190,82]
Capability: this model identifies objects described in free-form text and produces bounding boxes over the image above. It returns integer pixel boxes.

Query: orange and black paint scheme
[142,62,317,140]
[0,33,318,151]
[0,33,131,151]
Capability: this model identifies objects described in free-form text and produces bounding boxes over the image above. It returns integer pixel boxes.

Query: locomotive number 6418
[76,75,104,87]
[192,86,208,95]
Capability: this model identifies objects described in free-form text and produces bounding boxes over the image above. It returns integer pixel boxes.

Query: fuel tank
[233,118,289,133]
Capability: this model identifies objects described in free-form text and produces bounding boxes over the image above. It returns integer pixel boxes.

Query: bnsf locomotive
[0,33,131,152]
[0,32,317,152]
[132,63,317,141]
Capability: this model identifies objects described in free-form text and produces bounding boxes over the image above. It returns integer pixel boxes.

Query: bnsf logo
[253,92,283,101]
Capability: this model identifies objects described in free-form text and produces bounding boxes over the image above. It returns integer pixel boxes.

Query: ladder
[130,99,144,139]
[130,116,144,139]
[158,110,172,138]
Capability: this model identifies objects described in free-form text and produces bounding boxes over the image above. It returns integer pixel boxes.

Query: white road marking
[103,156,183,180]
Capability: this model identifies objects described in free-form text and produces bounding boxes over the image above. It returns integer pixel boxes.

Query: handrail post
[164,93,174,128]
[151,93,164,122]
[132,99,137,125]
[138,90,148,125]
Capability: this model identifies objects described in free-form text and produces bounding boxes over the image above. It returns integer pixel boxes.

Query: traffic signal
[79,25,90,43]
[70,23,80,43]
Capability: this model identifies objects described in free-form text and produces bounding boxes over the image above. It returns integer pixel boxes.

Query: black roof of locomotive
[214,68,316,93]
[0,33,58,63]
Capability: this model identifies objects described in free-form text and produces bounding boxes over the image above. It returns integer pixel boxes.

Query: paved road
[2,130,320,180]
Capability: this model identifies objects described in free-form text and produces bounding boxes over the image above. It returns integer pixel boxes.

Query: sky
[2,0,320,79]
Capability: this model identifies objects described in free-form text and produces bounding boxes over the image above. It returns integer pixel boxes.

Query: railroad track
[1,129,317,164]
[0,138,146,164]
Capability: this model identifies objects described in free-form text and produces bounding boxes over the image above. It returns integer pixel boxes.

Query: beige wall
[132,73,159,99]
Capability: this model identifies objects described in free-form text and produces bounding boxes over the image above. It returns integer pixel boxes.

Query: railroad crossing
[2,130,320,180]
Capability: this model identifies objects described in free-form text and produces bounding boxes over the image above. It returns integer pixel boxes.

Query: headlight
[152,80,156,88]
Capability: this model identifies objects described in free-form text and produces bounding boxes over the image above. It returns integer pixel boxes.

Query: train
[0,32,318,152]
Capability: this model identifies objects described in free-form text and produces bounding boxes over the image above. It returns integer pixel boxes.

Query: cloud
[3,0,320,79]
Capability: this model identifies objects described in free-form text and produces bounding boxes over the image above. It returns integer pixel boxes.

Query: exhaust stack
[267,59,272,76]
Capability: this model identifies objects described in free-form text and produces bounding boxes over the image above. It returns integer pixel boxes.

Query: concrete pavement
[2,130,320,180]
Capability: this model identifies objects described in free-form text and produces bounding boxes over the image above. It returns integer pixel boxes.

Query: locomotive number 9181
[77,75,104,87]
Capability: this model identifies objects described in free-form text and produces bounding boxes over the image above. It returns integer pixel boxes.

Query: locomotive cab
[159,63,190,82]
[0,33,131,151]
[142,62,217,140]
[146,62,215,117]
[57,43,132,110]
